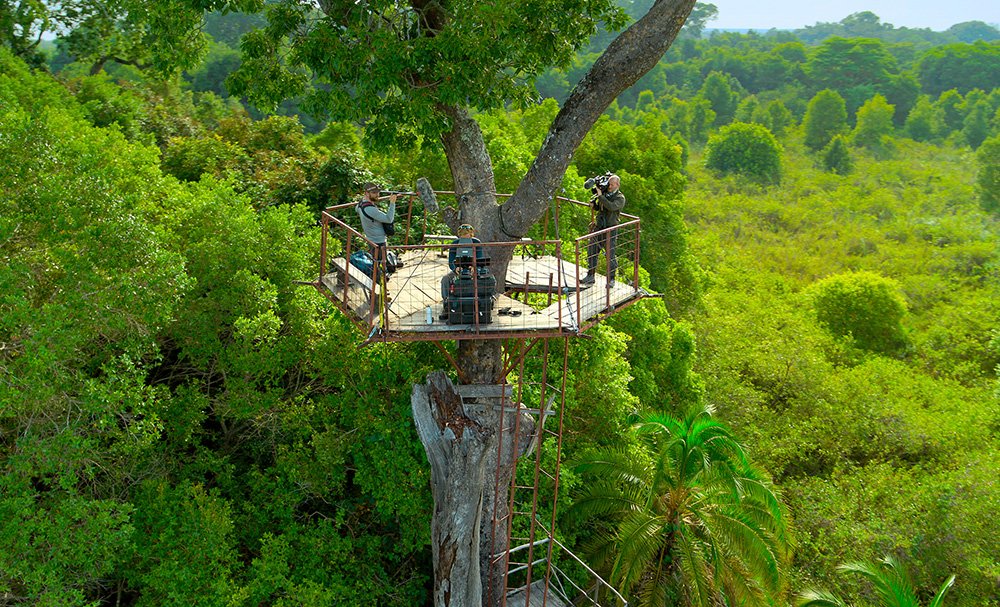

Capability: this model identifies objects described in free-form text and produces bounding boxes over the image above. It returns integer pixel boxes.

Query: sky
[706,0,999,31]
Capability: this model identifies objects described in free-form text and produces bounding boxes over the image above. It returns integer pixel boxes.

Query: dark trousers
[587,226,618,275]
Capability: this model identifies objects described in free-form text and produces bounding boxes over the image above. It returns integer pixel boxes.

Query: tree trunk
[413,372,536,607]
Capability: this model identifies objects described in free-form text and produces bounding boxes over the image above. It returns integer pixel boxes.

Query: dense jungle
[2,1,999,606]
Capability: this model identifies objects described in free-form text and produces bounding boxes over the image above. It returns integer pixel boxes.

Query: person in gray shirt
[356,182,397,274]
[356,182,397,246]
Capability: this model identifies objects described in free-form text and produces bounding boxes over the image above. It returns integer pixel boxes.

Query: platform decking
[320,250,643,337]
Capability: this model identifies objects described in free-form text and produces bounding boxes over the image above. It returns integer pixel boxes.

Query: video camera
[584,171,613,194]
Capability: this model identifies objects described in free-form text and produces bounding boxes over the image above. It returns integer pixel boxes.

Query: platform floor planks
[320,253,642,336]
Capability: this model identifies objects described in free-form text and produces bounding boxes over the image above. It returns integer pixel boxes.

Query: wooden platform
[319,251,644,338]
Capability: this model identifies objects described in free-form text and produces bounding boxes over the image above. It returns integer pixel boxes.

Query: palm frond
[674,528,716,607]
[572,448,652,488]
[635,557,681,607]
[611,510,670,594]
[580,528,620,572]
[796,589,849,607]
[564,482,643,523]
[708,507,783,592]
[839,557,917,607]
[928,574,955,607]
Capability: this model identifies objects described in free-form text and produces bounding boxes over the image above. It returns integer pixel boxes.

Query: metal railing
[313,194,645,342]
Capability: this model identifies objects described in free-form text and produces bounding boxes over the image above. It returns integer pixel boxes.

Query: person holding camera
[356,181,397,272]
[582,173,626,285]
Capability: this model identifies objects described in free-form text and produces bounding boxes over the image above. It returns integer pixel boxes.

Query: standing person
[440,223,485,320]
[356,182,397,274]
[582,174,626,285]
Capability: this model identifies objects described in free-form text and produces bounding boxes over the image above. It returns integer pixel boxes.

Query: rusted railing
[314,194,644,342]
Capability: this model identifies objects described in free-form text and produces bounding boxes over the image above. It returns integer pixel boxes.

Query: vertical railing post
[343,232,353,309]
[633,220,641,289]
[320,212,329,279]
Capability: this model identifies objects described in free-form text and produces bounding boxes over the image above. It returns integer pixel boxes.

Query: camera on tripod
[584,171,613,193]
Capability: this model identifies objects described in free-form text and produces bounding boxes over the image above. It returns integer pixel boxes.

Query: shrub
[904,96,944,141]
[852,94,895,151]
[822,134,852,174]
[161,135,249,182]
[977,134,1000,213]
[808,271,909,355]
[705,122,782,184]
[804,89,848,151]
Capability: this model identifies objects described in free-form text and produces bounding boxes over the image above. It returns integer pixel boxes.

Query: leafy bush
[161,135,249,182]
[705,122,782,184]
[852,94,895,152]
[977,133,1000,212]
[904,95,944,141]
[70,74,146,140]
[804,89,848,151]
[822,134,853,174]
[807,271,909,355]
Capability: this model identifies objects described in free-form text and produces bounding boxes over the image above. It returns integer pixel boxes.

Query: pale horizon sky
[706,0,998,32]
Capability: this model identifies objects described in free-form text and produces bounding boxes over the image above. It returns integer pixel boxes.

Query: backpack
[349,249,401,280]
[359,201,396,236]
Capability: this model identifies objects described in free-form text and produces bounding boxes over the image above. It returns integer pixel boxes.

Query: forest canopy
[2,3,1000,606]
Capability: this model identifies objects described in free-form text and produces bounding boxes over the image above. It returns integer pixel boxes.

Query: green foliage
[68,73,146,140]
[759,99,794,137]
[822,135,853,174]
[904,95,945,141]
[804,89,849,151]
[57,0,225,77]
[961,99,992,148]
[161,135,249,182]
[222,0,627,148]
[568,407,791,607]
[917,41,1000,96]
[698,71,739,125]
[806,37,897,107]
[798,555,955,607]
[185,40,241,97]
[608,298,704,412]
[705,122,782,184]
[935,89,966,132]
[734,94,760,123]
[977,134,1000,213]
[807,271,909,356]
[127,482,237,606]
[946,21,1000,43]
[851,94,895,152]
[1,53,436,606]
[883,73,921,127]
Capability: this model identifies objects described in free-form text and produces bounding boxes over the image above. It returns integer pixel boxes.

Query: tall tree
[977,134,1000,214]
[698,70,739,125]
[805,36,897,94]
[568,406,791,607]
[803,89,848,151]
[851,94,895,152]
[164,0,700,604]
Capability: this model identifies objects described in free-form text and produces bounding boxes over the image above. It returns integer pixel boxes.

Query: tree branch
[503,0,696,236]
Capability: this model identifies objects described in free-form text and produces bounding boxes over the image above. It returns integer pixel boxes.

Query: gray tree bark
[412,372,536,607]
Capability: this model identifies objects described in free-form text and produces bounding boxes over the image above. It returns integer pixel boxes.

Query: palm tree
[798,555,955,607]
[567,404,791,607]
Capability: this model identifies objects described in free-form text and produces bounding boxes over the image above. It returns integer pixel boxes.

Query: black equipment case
[446,268,496,325]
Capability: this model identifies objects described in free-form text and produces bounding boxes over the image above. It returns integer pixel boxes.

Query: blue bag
[349,250,375,277]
